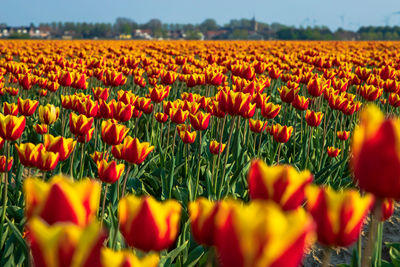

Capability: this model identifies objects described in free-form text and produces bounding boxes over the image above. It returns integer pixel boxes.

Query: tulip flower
[97,159,125,184]
[111,144,125,160]
[249,119,267,133]
[19,74,32,90]
[0,114,26,141]
[0,155,12,172]
[306,185,373,247]
[388,93,400,108]
[381,198,395,221]
[305,110,324,127]
[169,108,189,124]
[215,199,315,267]
[99,99,114,119]
[292,95,309,111]
[44,134,76,161]
[69,112,94,136]
[189,198,224,246]
[359,84,383,102]
[24,175,101,225]
[113,101,133,122]
[272,124,293,143]
[327,146,341,157]
[92,87,109,101]
[101,120,129,146]
[38,104,60,125]
[337,131,350,141]
[59,71,73,87]
[3,102,18,116]
[179,129,197,144]
[189,111,211,131]
[77,98,99,118]
[209,140,226,155]
[279,86,300,103]
[307,75,328,97]
[33,124,48,135]
[154,112,168,123]
[90,151,109,163]
[149,85,170,103]
[121,136,154,165]
[351,104,400,198]
[248,159,312,210]
[15,143,44,168]
[36,150,59,171]
[17,97,38,116]
[118,195,181,251]
[161,71,178,85]
[261,102,281,119]
[219,91,252,116]
[77,128,94,143]
[101,248,159,267]
[27,218,106,267]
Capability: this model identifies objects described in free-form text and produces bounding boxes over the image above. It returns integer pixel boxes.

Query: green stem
[0,141,9,245]
[100,183,108,228]
[194,131,202,199]
[219,117,236,198]
[120,164,132,199]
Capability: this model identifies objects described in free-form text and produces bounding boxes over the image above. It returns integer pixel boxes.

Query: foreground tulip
[27,218,106,267]
[24,175,101,225]
[248,160,312,210]
[38,104,60,125]
[101,120,129,146]
[0,155,12,172]
[44,134,76,161]
[97,159,125,184]
[209,140,226,155]
[351,104,400,198]
[215,200,315,267]
[101,248,159,267]
[118,195,181,251]
[306,185,373,247]
[188,198,224,246]
[0,114,26,141]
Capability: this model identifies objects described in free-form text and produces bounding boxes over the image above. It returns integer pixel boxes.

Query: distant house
[205,30,228,40]
[134,29,152,40]
[167,30,185,40]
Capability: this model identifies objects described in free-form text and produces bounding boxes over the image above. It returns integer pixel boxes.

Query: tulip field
[1,40,400,267]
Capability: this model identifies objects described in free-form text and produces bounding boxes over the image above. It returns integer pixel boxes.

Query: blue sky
[1,0,400,30]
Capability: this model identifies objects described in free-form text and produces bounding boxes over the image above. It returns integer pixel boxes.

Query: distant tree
[200,19,218,32]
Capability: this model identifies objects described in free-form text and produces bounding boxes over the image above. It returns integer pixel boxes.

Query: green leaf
[184,245,205,267]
